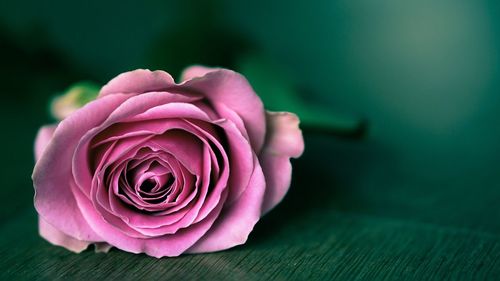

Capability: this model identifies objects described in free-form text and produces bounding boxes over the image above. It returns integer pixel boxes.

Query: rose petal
[181,69,266,152]
[39,217,90,253]
[204,119,254,205]
[180,65,220,82]
[259,111,304,214]
[34,125,57,161]
[33,94,130,242]
[187,155,265,253]
[99,69,175,97]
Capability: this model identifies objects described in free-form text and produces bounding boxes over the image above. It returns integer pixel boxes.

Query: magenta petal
[33,94,130,242]
[259,112,304,214]
[99,69,175,97]
[34,125,57,162]
[180,65,220,82]
[148,130,204,176]
[39,213,90,253]
[187,156,266,253]
[214,103,250,143]
[209,119,253,205]
[182,69,266,152]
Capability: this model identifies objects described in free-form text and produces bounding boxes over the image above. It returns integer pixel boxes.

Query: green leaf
[50,81,100,120]
[237,54,367,138]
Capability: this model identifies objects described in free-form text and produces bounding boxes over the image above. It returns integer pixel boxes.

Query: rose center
[137,172,175,198]
[139,179,156,193]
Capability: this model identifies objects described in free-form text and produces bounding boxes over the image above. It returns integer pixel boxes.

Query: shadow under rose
[245,133,394,247]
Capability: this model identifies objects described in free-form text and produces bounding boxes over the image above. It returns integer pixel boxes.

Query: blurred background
[1,0,500,263]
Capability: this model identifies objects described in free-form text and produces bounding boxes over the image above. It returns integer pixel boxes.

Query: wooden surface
[1,119,500,280]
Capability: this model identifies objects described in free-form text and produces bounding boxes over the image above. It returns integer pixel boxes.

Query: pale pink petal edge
[180,65,221,82]
[34,125,57,162]
[99,69,175,97]
[260,111,304,214]
[39,217,90,253]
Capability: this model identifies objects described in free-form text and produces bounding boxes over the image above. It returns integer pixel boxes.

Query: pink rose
[33,67,304,257]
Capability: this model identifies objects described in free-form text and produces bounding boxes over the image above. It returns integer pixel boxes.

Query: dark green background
[1,0,500,279]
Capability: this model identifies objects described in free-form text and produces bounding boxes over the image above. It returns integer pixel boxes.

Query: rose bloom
[33,66,304,257]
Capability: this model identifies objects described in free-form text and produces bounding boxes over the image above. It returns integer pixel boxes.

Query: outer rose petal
[100,67,266,152]
[99,69,175,97]
[34,125,57,161]
[35,126,91,251]
[39,217,89,253]
[33,94,130,242]
[181,68,266,152]
[187,156,266,253]
[180,65,220,82]
[259,112,304,214]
